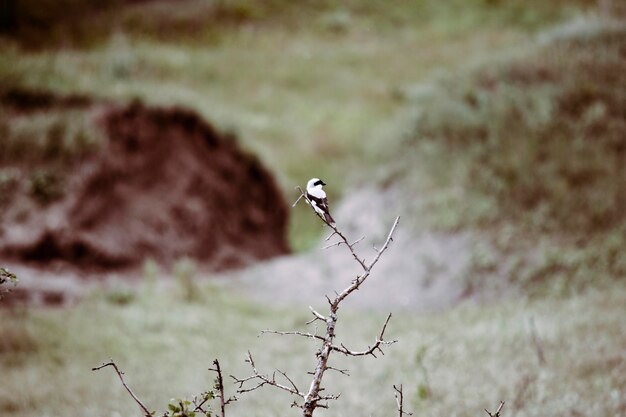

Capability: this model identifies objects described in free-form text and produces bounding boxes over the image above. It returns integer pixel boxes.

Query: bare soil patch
[219,187,489,313]
[1,96,290,271]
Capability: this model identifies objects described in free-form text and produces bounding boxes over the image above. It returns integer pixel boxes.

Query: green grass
[1,282,624,416]
[0,104,102,206]
[0,107,101,163]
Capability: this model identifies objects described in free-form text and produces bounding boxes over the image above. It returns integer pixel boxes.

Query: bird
[306,178,335,225]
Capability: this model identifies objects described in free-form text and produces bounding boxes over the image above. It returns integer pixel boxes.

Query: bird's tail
[324,212,335,225]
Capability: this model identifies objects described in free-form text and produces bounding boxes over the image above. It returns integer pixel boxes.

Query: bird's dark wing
[307,192,335,224]
[320,197,330,212]
[321,197,334,223]
[307,193,329,213]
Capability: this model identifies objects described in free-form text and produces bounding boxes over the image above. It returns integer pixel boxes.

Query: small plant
[415,346,432,400]
[164,392,215,417]
[173,257,200,302]
[0,267,18,300]
[142,257,160,291]
[104,287,136,306]
[106,32,137,80]
[93,359,235,417]
[28,168,63,205]
[0,168,20,206]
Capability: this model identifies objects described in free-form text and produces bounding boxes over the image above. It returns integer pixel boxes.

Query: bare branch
[327,366,350,376]
[332,313,396,357]
[191,393,211,415]
[277,369,301,395]
[393,384,413,417]
[306,306,326,325]
[231,351,305,400]
[321,236,365,250]
[485,401,505,417]
[295,186,373,271]
[322,240,344,250]
[324,222,369,271]
[261,329,325,342]
[332,217,400,307]
[209,359,236,417]
[352,236,366,246]
[92,360,152,417]
[325,295,333,306]
[318,393,341,401]
[292,187,305,207]
[245,189,401,417]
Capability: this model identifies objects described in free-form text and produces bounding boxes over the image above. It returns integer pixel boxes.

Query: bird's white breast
[308,187,326,199]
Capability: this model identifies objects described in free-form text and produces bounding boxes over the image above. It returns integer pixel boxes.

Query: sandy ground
[3,187,501,312]
[217,187,481,313]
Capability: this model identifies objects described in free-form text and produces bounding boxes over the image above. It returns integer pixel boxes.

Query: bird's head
[307,178,326,191]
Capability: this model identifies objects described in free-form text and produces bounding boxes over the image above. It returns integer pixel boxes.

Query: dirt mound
[1,101,290,270]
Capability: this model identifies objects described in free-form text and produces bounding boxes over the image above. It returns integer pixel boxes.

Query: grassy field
[1,281,625,417]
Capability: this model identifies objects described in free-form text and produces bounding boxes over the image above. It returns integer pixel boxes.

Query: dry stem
[92,360,152,417]
[393,384,413,417]
[232,187,400,417]
[485,401,505,417]
[209,359,236,417]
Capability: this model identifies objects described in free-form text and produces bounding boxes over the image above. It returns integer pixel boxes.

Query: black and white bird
[306,178,335,225]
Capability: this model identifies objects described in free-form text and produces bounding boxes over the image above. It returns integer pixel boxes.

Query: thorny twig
[393,384,413,417]
[294,186,373,271]
[331,313,397,358]
[209,359,237,417]
[234,186,400,417]
[92,183,502,417]
[93,358,236,417]
[231,351,305,400]
[261,329,325,342]
[485,401,505,417]
[92,360,153,417]
[305,306,327,325]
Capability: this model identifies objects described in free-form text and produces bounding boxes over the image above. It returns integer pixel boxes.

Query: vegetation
[0,102,102,206]
[1,282,624,416]
[392,18,626,290]
[0,107,100,164]
[402,22,626,233]
[0,267,18,299]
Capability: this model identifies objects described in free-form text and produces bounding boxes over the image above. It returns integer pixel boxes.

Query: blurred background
[0,1,625,416]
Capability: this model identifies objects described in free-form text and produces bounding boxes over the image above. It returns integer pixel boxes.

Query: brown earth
[0,99,290,270]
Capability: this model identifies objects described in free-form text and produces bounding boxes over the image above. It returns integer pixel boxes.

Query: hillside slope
[391,18,626,292]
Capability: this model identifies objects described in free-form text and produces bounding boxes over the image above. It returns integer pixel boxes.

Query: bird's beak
[321,181,327,186]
